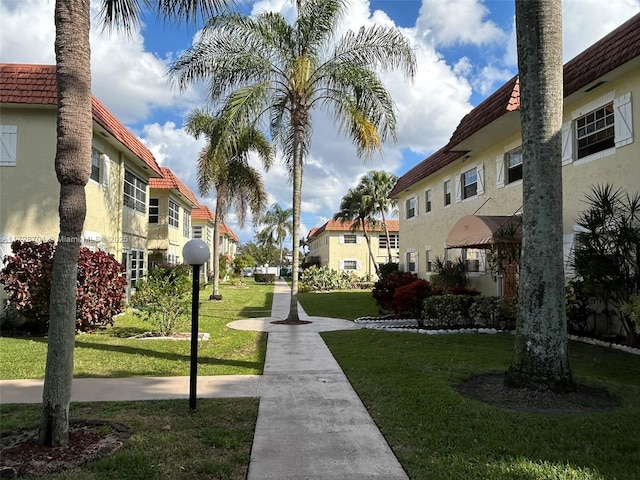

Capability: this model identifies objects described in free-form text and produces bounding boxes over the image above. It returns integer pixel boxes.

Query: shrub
[378,262,399,279]
[423,294,517,330]
[391,278,431,318]
[1,240,126,334]
[430,257,469,293]
[131,264,191,335]
[300,265,350,291]
[253,273,276,283]
[372,271,423,314]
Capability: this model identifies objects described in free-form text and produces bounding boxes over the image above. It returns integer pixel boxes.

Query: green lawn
[322,330,640,480]
[297,288,379,319]
[0,281,271,379]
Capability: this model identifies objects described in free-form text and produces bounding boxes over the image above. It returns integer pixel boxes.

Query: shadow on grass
[74,339,263,371]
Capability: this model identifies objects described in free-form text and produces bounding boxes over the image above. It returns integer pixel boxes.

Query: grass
[2,286,640,479]
[297,288,379,319]
[0,281,272,379]
[321,329,640,480]
[1,398,258,480]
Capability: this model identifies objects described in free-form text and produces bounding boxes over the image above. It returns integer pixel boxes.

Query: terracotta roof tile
[308,218,399,239]
[192,205,215,221]
[150,167,199,207]
[392,12,640,195]
[0,63,162,176]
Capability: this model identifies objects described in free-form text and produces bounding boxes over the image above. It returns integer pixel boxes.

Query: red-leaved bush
[372,271,434,315]
[1,240,127,334]
[391,278,432,318]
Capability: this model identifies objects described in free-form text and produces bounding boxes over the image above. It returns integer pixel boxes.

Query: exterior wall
[307,229,399,279]
[395,65,639,297]
[147,190,192,265]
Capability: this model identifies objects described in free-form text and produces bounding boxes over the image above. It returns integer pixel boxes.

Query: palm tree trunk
[505,0,574,392]
[286,120,305,322]
[210,192,223,300]
[360,219,381,278]
[39,0,92,447]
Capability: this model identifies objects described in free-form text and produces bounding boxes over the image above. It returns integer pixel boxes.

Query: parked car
[242,268,254,277]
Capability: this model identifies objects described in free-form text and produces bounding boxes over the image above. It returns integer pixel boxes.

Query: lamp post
[182,239,210,412]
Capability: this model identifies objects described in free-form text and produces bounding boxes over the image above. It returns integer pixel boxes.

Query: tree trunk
[380,209,393,263]
[505,0,574,392]
[39,0,92,447]
[360,219,381,278]
[210,189,224,300]
[286,120,305,322]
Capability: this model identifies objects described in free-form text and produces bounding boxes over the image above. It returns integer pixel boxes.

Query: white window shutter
[455,176,461,203]
[356,235,361,244]
[496,155,505,188]
[561,121,573,165]
[339,235,344,244]
[100,154,110,187]
[0,125,18,166]
[339,260,344,270]
[477,164,484,195]
[614,92,633,147]
[356,261,362,270]
[0,234,14,268]
[479,250,486,273]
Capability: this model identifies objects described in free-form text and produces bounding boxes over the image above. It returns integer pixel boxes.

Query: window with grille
[462,168,478,199]
[444,180,451,206]
[378,234,399,249]
[506,148,523,183]
[123,170,147,213]
[148,198,159,224]
[425,189,432,213]
[405,196,417,219]
[168,200,179,228]
[343,234,357,244]
[192,225,203,239]
[406,251,417,273]
[91,148,101,182]
[576,102,615,159]
[183,210,190,238]
[343,260,357,270]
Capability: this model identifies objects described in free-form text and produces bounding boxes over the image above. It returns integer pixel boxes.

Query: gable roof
[390,12,640,197]
[0,63,162,177]
[308,218,399,239]
[150,167,199,208]
[191,205,240,242]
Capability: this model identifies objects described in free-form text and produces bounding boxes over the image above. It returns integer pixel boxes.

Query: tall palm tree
[358,170,398,263]
[185,109,273,300]
[334,187,382,278]
[258,203,293,270]
[170,0,416,322]
[505,0,574,392]
[43,0,231,447]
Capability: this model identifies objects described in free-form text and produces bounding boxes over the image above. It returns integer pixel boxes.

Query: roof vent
[584,81,605,93]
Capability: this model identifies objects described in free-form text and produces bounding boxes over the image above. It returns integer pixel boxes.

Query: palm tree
[358,170,398,263]
[43,0,231,447]
[334,187,382,278]
[504,0,574,392]
[185,109,273,300]
[258,203,293,270]
[169,0,416,322]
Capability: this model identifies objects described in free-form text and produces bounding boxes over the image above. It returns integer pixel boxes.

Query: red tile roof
[390,12,640,197]
[150,167,199,207]
[308,218,399,239]
[0,63,162,176]
[191,205,239,242]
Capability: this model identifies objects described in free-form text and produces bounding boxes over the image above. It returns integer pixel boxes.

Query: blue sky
[1,0,638,247]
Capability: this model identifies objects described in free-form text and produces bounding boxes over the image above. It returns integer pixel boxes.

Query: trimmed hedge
[254,273,276,283]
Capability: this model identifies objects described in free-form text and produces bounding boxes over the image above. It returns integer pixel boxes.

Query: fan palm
[43,0,231,447]
[358,170,398,263]
[334,186,381,278]
[258,203,293,270]
[170,0,415,321]
[185,109,273,299]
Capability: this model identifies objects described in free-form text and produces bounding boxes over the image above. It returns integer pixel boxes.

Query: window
[148,198,159,224]
[183,210,190,238]
[425,189,432,213]
[130,249,145,288]
[343,234,357,244]
[0,125,17,166]
[342,260,358,270]
[378,233,399,250]
[91,148,101,182]
[444,180,451,206]
[463,248,485,273]
[405,196,417,219]
[506,148,523,183]
[123,170,147,213]
[425,249,432,273]
[462,168,478,199]
[168,200,179,228]
[192,225,203,239]
[576,103,615,159]
[406,251,417,273]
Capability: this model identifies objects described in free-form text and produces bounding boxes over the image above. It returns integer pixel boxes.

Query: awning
[446,215,522,248]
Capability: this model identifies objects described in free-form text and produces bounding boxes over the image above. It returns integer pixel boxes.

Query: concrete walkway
[0,280,408,479]
[229,280,408,479]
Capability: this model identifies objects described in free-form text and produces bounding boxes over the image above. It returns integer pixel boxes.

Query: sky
[1,0,638,248]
